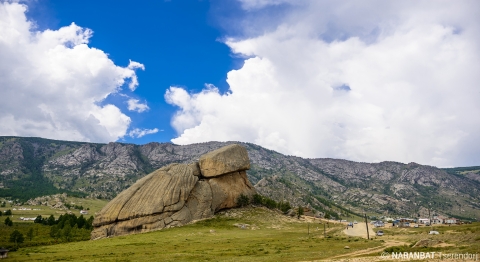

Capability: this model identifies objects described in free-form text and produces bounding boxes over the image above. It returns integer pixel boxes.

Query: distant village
[367,215,462,228]
[9,207,89,221]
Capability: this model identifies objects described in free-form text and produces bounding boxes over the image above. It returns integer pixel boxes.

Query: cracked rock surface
[91,144,255,239]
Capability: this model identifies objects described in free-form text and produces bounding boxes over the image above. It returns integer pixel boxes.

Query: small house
[444,218,458,224]
[0,247,9,259]
[432,216,444,224]
[418,218,430,224]
[393,218,412,227]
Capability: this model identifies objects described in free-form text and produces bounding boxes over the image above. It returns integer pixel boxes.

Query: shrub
[252,194,263,205]
[251,193,292,213]
[264,198,277,209]
[384,245,409,253]
[236,194,250,207]
[278,201,291,213]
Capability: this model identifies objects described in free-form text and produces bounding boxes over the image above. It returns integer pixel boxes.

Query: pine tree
[50,225,60,240]
[62,223,72,242]
[47,214,56,226]
[297,206,304,219]
[9,230,24,246]
[85,216,94,230]
[77,215,86,229]
[4,217,13,226]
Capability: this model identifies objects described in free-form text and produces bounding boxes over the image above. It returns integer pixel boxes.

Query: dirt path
[342,222,375,239]
[308,222,387,261]
[317,239,408,262]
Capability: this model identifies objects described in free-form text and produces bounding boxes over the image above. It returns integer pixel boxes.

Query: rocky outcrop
[91,144,256,239]
[199,144,250,177]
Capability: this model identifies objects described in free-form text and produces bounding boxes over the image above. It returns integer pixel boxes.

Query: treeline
[443,166,480,174]
[307,195,339,218]
[236,193,292,213]
[236,192,362,220]
[35,213,94,243]
[2,140,62,200]
[445,213,476,222]
[0,214,94,250]
[283,181,343,220]
[0,209,12,216]
[35,213,94,229]
[0,180,63,202]
[0,139,87,201]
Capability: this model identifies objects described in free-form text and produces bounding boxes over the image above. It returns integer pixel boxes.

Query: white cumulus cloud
[127,99,150,113]
[0,2,145,142]
[128,128,160,138]
[166,0,480,167]
[126,60,145,91]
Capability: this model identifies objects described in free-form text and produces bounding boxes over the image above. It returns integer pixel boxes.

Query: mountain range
[0,136,479,220]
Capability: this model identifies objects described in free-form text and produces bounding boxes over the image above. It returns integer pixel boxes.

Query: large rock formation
[199,144,250,177]
[91,144,255,239]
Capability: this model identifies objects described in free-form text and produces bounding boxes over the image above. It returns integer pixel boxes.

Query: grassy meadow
[1,202,479,261]
[8,207,382,261]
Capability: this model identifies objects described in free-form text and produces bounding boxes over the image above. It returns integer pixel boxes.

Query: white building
[418,218,430,224]
[444,218,458,224]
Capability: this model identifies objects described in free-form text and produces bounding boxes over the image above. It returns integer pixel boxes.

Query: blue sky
[1,0,479,167]
[25,0,241,145]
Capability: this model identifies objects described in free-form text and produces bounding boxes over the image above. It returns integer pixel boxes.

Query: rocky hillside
[0,136,479,220]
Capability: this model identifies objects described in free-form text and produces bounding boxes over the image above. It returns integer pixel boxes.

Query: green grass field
[2,202,479,261]
[7,207,381,261]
